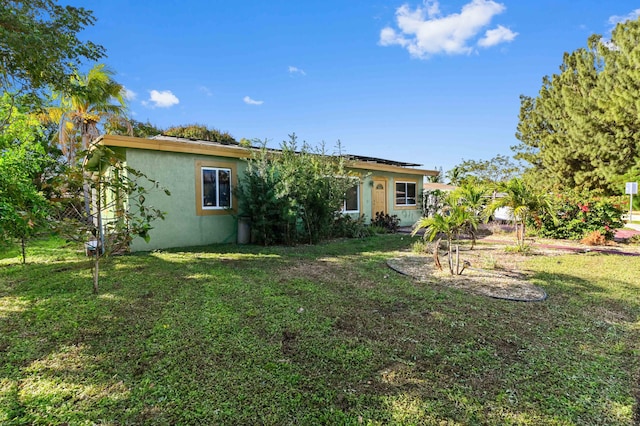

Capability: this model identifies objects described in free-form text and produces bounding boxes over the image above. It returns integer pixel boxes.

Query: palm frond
[40,63,130,165]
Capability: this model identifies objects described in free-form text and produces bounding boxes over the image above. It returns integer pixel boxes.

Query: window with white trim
[202,167,231,209]
[342,183,360,213]
[395,181,416,206]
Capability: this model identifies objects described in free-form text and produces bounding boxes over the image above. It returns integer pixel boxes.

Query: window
[195,160,236,216]
[201,167,231,209]
[395,181,416,206]
[342,183,360,213]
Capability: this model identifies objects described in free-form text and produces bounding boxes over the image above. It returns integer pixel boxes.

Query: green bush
[530,190,624,240]
[504,243,532,254]
[331,214,371,239]
[371,212,400,233]
[411,239,430,254]
[164,124,237,145]
[238,135,355,245]
[237,144,295,245]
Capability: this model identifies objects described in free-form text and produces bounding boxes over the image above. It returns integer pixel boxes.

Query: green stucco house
[98,134,438,251]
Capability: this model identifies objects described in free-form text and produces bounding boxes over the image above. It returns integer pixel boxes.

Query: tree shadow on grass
[1,241,639,424]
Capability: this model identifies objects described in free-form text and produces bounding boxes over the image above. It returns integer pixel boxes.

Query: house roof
[97,134,438,177]
[423,182,457,191]
[342,153,421,168]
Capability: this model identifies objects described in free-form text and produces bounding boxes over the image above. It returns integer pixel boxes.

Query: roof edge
[99,134,439,176]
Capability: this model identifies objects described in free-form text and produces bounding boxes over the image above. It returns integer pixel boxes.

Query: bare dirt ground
[389,227,640,302]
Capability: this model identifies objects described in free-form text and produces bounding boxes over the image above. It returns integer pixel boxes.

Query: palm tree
[412,193,472,275]
[453,181,489,249]
[427,167,443,183]
[43,64,133,294]
[445,166,463,186]
[486,178,548,249]
[45,63,130,166]
[43,64,131,260]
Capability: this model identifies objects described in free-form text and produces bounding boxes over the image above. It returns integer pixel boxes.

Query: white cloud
[608,9,640,27]
[379,0,517,59]
[600,39,620,51]
[122,87,137,101]
[478,24,518,47]
[600,8,640,50]
[144,90,179,108]
[288,66,306,76]
[243,96,264,105]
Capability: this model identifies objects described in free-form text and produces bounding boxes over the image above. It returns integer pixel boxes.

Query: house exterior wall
[356,171,424,227]
[122,148,246,251]
[101,135,432,251]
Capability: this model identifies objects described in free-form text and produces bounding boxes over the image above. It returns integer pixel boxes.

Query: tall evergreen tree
[514,18,640,194]
[595,20,640,188]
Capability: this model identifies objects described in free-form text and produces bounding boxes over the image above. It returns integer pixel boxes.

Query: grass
[0,235,639,425]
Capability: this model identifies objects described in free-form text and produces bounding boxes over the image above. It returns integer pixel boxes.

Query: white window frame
[201,167,232,210]
[395,181,417,207]
[342,183,360,213]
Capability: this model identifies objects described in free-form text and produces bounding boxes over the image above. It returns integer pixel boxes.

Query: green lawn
[1,236,638,425]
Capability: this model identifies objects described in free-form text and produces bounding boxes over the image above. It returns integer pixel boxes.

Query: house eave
[97,134,439,176]
[348,161,437,176]
[97,134,251,160]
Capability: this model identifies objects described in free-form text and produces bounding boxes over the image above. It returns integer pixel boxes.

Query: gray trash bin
[237,216,251,244]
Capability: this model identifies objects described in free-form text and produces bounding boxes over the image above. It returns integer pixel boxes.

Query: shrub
[504,244,532,254]
[371,212,400,233]
[237,135,355,245]
[480,254,498,270]
[368,225,388,235]
[580,230,607,246]
[411,239,430,254]
[530,190,624,240]
[164,124,237,145]
[485,222,510,235]
[331,214,371,239]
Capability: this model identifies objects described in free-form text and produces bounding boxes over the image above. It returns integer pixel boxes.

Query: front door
[371,178,387,218]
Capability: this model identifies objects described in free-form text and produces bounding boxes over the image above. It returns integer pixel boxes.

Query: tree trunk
[92,176,102,294]
[433,237,442,270]
[82,180,92,225]
[82,132,94,227]
[516,221,526,247]
[447,237,454,275]
[21,237,26,264]
[93,253,99,294]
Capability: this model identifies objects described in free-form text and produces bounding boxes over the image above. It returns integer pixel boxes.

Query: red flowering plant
[528,190,624,240]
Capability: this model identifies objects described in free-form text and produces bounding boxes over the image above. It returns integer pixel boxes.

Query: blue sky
[71,0,640,174]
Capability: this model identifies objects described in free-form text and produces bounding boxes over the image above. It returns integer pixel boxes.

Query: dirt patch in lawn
[387,244,550,302]
[393,224,640,301]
